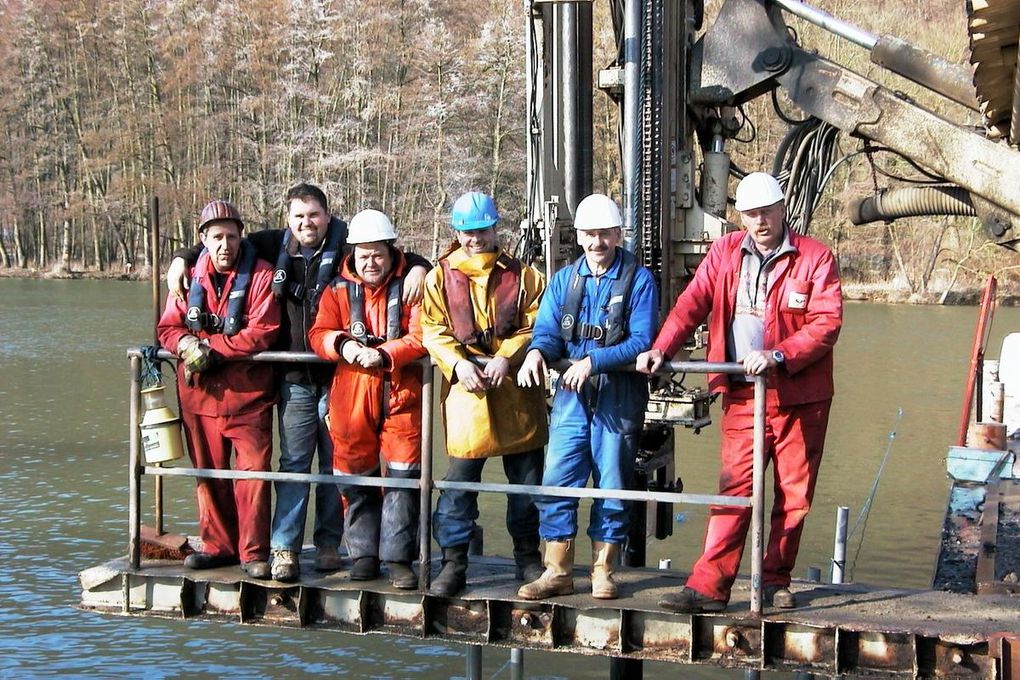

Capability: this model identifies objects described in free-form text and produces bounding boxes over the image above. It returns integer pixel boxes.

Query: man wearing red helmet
[157,200,281,579]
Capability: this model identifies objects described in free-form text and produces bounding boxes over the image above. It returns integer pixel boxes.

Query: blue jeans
[433,449,543,549]
[270,381,343,552]
[538,375,644,544]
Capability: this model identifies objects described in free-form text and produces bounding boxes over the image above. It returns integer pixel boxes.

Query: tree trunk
[0,222,10,268]
[886,224,915,293]
[917,221,946,295]
[37,209,47,269]
[61,217,72,271]
[13,215,26,269]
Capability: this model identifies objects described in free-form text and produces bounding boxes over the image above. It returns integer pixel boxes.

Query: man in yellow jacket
[421,191,548,597]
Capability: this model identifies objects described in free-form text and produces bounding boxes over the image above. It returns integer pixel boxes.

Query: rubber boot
[512,534,544,583]
[431,545,469,597]
[591,541,619,600]
[517,540,575,600]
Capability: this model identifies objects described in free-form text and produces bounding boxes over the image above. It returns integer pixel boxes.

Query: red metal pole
[956,275,997,446]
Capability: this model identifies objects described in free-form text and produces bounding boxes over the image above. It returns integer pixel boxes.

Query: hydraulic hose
[848,186,975,225]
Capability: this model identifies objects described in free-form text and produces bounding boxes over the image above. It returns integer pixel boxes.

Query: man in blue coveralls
[516,193,658,600]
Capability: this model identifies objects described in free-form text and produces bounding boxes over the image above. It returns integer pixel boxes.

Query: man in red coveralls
[308,209,427,589]
[157,199,280,579]
[637,172,842,612]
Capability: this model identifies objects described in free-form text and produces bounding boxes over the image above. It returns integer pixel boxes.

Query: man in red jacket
[637,173,842,612]
[157,199,280,579]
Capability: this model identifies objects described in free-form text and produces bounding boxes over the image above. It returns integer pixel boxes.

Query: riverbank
[841,282,1020,306]
[2,265,1018,305]
[0,264,151,281]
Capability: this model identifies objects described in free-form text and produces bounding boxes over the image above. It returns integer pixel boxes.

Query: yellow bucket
[140,385,185,464]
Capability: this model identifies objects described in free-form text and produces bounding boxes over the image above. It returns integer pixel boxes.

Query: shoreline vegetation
[4,264,1017,307]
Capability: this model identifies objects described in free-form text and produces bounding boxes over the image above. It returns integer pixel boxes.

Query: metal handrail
[126,348,767,614]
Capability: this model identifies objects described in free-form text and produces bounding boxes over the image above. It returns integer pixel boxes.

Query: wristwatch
[771,349,785,364]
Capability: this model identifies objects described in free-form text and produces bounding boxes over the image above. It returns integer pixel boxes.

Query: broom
[140,195,192,562]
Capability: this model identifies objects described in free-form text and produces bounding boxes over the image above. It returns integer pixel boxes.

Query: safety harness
[332,277,404,346]
[185,240,257,337]
[440,252,521,352]
[271,218,347,314]
[559,247,638,347]
[332,271,405,432]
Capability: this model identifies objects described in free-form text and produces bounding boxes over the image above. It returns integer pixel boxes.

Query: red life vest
[440,252,521,352]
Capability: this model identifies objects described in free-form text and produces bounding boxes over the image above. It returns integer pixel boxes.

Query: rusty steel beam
[80,557,1020,678]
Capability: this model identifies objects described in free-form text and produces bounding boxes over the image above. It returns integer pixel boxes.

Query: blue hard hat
[450,192,499,231]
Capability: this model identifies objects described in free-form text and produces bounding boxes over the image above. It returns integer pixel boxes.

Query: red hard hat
[198,199,244,232]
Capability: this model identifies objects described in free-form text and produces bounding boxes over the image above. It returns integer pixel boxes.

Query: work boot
[591,541,619,600]
[350,556,381,581]
[512,535,544,583]
[431,545,469,597]
[517,540,575,600]
[183,552,238,570]
[387,562,419,590]
[658,586,726,613]
[271,549,300,582]
[764,585,797,609]
[315,546,344,572]
[241,560,271,580]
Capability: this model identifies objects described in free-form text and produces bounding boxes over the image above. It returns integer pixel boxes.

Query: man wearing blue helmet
[420,191,548,597]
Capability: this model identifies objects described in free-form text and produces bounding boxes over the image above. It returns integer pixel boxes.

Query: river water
[1,278,1018,679]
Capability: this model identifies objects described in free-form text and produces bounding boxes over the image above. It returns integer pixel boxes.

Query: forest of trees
[0,0,528,270]
[0,0,1015,297]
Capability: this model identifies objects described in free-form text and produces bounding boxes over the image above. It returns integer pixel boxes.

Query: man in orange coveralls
[157,199,281,579]
[309,209,427,589]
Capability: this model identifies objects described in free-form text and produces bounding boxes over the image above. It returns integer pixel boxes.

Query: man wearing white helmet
[637,172,842,613]
[308,209,428,588]
[517,192,659,601]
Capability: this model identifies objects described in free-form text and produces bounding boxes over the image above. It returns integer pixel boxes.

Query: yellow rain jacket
[421,247,548,459]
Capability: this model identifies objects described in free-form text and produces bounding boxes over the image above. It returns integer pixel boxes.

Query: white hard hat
[347,209,397,244]
[573,193,623,230]
[734,172,785,212]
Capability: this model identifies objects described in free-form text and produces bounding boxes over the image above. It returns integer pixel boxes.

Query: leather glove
[177,335,213,374]
[340,339,363,364]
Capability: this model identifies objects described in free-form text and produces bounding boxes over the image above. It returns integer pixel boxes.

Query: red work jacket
[308,252,426,464]
[157,253,280,417]
[653,229,842,406]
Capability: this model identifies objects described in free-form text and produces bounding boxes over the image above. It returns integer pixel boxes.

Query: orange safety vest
[439,252,521,352]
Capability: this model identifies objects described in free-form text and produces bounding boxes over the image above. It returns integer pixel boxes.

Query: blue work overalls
[528,249,659,543]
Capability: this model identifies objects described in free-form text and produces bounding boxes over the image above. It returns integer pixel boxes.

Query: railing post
[832,506,849,584]
[128,355,143,572]
[466,644,482,680]
[750,374,766,615]
[418,361,434,591]
[509,648,524,680]
[150,195,165,537]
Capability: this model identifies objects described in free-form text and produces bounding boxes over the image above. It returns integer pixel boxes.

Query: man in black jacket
[167,183,428,582]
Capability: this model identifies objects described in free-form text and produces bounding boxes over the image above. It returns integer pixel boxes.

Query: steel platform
[79,552,1020,678]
